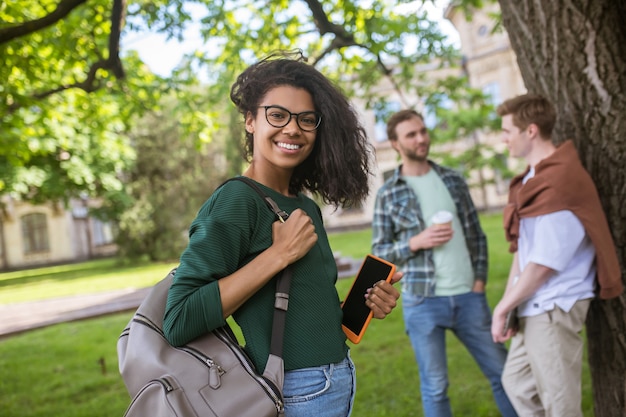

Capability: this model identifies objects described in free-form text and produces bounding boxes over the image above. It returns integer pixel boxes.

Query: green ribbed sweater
[163,177,348,372]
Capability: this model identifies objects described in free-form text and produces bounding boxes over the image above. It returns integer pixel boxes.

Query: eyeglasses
[258,105,322,132]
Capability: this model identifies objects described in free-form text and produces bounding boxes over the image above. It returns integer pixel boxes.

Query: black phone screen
[341,255,394,335]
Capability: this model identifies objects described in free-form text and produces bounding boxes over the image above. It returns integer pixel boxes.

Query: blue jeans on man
[402,291,517,417]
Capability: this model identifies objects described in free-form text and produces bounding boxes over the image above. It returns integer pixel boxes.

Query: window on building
[482,83,501,106]
[423,107,437,130]
[424,94,453,130]
[494,152,510,195]
[92,219,116,246]
[21,213,50,254]
[373,101,402,142]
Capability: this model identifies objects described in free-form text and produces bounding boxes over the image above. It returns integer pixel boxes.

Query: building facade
[0,196,116,270]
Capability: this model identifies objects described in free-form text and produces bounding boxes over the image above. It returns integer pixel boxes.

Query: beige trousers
[502,299,591,417]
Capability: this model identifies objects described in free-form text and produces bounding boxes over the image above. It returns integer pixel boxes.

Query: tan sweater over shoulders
[503,140,623,299]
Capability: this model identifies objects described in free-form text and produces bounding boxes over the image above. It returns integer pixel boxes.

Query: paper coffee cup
[431,210,453,229]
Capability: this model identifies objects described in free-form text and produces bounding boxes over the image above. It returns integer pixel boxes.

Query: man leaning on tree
[491,93,623,417]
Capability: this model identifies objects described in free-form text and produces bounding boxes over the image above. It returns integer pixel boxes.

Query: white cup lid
[431,210,453,224]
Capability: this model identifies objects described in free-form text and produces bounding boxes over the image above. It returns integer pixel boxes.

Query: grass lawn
[0,213,594,416]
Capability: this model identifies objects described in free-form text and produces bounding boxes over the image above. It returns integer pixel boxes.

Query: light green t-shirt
[403,170,474,295]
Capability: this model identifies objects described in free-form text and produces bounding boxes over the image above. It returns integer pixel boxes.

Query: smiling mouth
[277,142,302,150]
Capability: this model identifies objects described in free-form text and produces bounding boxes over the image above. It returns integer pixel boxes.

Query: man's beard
[405,146,429,162]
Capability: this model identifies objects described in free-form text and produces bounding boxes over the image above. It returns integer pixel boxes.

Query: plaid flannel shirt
[372,162,488,296]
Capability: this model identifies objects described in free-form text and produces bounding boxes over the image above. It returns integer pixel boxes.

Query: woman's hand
[219,209,317,317]
[271,209,318,266]
[365,271,403,319]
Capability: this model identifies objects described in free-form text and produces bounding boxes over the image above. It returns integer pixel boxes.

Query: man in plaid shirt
[372,109,516,417]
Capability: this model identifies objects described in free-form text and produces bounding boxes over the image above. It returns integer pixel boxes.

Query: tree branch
[302,0,357,41]
[107,0,127,79]
[375,54,411,107]
[302,0,361,65]
[303,0,410,107]
[8,0,127,110]
[0,0,88,44]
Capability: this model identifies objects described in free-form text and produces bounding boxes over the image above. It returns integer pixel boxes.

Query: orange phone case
[341,254,396,344]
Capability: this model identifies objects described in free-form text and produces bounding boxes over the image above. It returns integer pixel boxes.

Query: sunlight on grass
[0,259,177,304]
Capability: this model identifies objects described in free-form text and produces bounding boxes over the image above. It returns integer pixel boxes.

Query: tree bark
[498,0,626,415]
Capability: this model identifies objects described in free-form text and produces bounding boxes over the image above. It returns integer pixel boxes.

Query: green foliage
[163,0,461,115]
[113,93,237,261]
[426,76,500,139]
[419,76,512,208]
[3,88,132,204]
[0,0,167,204]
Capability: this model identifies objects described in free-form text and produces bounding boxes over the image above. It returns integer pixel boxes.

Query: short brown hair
[386,109,425,141]
[496,94,556,139]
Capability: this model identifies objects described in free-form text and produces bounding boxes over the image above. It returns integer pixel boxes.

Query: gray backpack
[117,177,291,417]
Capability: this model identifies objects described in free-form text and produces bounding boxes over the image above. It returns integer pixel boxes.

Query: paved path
[0,257,362,340]
[0,287,151,339]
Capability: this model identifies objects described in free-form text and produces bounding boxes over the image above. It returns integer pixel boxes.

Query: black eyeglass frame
[258,105,322,132]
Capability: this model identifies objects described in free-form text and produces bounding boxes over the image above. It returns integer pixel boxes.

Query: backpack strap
[224,176,290,222]
[220,176,292,358]
[269,266,291,357]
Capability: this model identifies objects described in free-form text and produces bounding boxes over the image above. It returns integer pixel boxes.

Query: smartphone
[502,275,520,336]
[502,308,518,335]
[341,254,396,344]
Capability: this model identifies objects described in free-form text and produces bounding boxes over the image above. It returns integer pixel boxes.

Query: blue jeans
[282,351,356,417]
[403,291,517,417]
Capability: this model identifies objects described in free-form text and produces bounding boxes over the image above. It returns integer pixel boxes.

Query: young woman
[163,51,402,417]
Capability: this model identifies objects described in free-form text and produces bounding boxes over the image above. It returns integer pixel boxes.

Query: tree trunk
[498,1,626,415]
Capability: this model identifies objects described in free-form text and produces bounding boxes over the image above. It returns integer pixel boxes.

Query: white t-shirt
[517,169,596,317]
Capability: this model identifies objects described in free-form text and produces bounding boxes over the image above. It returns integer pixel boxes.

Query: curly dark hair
[230,50,373,208]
